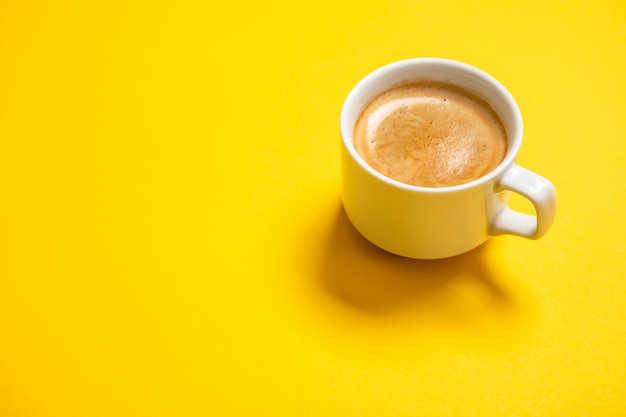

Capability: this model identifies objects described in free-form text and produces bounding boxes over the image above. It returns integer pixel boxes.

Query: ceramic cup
[340,58,556,259]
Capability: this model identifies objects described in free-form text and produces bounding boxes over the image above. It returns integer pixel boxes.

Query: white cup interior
[340,58,523,189]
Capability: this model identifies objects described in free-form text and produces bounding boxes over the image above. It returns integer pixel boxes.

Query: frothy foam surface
[354,82,507,187]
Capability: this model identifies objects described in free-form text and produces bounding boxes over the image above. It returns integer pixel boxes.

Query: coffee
[354,81,507,187]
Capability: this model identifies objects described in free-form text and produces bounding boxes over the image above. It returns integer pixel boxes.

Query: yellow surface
[0,0,625,415]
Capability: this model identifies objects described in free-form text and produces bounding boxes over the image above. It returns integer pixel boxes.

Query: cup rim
[340,57,524,193]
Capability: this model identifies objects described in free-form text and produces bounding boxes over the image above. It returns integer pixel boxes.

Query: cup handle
[491,164,556,239]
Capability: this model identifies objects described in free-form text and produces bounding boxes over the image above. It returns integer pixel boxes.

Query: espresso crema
[354,82,507,187]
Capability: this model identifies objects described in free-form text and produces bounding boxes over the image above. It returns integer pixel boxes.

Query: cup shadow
[317,201,522,323]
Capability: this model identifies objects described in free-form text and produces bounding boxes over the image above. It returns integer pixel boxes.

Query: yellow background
[1,0,625,415]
